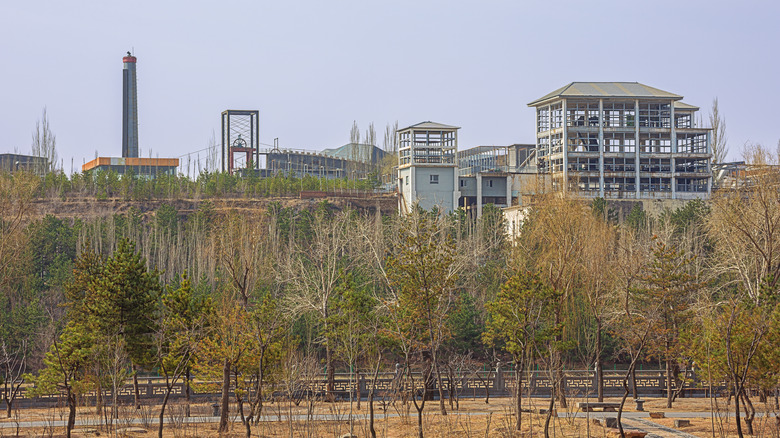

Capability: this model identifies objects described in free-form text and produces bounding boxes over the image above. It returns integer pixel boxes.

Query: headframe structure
[221,110,260,174]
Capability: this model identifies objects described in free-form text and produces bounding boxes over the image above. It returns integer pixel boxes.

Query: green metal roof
[320,143,387,164]
[528,82,683,106]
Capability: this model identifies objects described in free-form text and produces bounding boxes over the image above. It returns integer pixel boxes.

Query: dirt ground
[1,395,778,437]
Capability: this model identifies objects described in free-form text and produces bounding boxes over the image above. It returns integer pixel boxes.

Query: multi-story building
[528,82,711,199]
[397,122,460,213]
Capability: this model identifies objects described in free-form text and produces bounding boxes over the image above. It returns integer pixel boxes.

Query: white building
[397,122,460,214]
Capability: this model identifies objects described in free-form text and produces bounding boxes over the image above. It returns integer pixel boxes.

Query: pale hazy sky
[2,0,778,173]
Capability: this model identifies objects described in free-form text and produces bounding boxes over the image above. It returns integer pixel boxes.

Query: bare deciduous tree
[709,98,729,164]
[31,107,58,174]
[282,208,356,398]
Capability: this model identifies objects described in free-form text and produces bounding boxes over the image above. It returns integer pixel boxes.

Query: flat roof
[83,157,179,172]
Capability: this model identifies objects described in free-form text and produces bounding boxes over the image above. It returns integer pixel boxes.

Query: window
[550,103,563,129]
[430,174,439,184]
[569,132,599,152]
[604,133,636,153]
[677,133,708,154]
[676,178,708,192]
[675,113,692,129]
[460,179,465,187]
[640,177,672,192]
[640,134,671,154]
[537,108,550,132]
[566,101,601,127]
[639,158,671,173]
[603,102,636,127]
[405,176,409,185]
[638,103,671,128]
[488,180,493,187]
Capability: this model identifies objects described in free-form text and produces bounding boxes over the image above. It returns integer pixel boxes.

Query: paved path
[0,409,763,436]
[621,417,700,438]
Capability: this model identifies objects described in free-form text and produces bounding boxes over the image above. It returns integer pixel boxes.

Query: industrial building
[397,122,460,213]
[396,121,539,216]
[221,109,387,180]
[528,82,712,199]
[0,153,48,176]
[82,157,179,176]
[84,53,179,177]
[457,144,538,216]
[398,82,712,216]
[261,143,385,179]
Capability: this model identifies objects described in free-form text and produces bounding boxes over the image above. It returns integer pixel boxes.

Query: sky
[2,0,779,174]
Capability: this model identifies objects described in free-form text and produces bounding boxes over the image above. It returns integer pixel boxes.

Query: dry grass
[2,395,779,437]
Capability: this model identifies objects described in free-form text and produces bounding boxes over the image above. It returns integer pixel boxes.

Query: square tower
[397,121,460,213]
[528,82,712,199]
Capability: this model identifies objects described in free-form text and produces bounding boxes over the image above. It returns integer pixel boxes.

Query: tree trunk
[666,358,673,408]
[596,320,604,402]
[555,365,567,409]
[483,368,491,404]
[219,358,231,433]
[433,359,447,415]
[158,386,172,438]
[734,383,744,438]
[185,367,191,417]
[326,343,335,401]
[369,353,381,438]
[543,385,555,438]
[95,381,102,416]
[515,363,523,432]
[66,388,77,438]
[256,358,264,420]
[356,369,363,411]
[618,355,647,438]
[369,377,376,438]
[741,390,755,436]
[410,369,426,438]
[132,364,141,409]
[417,406,424,438]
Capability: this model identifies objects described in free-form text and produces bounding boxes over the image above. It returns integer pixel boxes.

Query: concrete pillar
[670,99,677,199]
[476,173,483,218]
[561,100,568,192]
[495,362,504,393]
[598,99,605,198]
[547,104,553,192]
[506,175,512,206]
[635,99,641,198]
[410,166,416,205]
[707,130,713,197]
[452,167,459,213]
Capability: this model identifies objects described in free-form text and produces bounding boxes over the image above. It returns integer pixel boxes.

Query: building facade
[397,122,460,213]
[82,157,179,177]
[0,153,48,176]
[528,82,711,199]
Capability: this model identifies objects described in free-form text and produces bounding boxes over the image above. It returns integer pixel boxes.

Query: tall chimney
[122,52,138,158]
